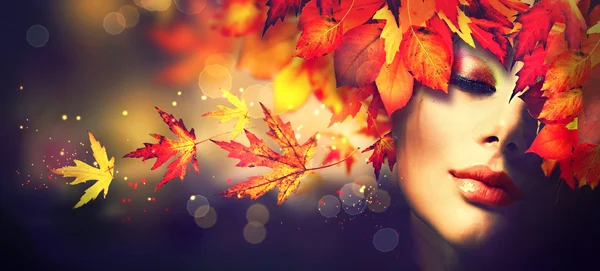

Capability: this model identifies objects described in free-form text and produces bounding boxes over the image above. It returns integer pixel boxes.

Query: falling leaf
[201,88,250,139]
[362,132,396,179]
[263,0,310,35]
[399,15,453,93]
[321,133,358,174]
[572,143,600,189]
[374,6,403,65]
[542,50,591,94]
[296,18,344,59]
[375,50,414,116]
[525,124,578,160]
[212,103,318,205]
[124,107,199,190]
[329,84,376,126]
[50,131,115,208]
[334,22,386,87]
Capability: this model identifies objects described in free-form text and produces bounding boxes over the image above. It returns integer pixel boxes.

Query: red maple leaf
[468,18,509,65]
[513,45,549,96]
[124,108,199,190]
[362,132,397,179]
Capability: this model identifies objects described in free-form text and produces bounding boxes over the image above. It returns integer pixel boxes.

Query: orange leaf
[572,143,600,189]
[329,84,376,126]
[399,16,453,93]
[542,50,591,94]
[124,107,199,190]
[375,50,414,117]
[296,18,343,59]
[321,133,358,174]
[334,23,386,87]
[212,103,317,205]
[238,19,298,80]
[362,132,397,179]
[538,87,583,124]
[300,0,385,34]
[214,0,265,36]
[399,0,436,38]
[526,124,578,160]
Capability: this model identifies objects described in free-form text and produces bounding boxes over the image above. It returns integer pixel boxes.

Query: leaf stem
[306,147,361,171]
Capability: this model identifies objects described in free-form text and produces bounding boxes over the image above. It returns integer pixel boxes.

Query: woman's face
[393,39,557,253]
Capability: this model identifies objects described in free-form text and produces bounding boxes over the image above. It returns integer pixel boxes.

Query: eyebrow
[453,50,496,86]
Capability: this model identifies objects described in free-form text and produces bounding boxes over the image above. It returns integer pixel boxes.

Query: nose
[473,98,534,159]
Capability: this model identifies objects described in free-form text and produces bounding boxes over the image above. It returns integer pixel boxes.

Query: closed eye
[450,75,496,95]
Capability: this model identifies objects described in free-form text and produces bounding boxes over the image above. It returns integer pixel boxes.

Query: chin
[433,203,506,249]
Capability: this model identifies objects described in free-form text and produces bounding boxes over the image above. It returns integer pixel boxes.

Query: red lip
[449,165,523,207]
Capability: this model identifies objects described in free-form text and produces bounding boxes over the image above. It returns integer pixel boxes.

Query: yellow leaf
[374,6,402,65]
[587,20,600,35]
[202,88,250,139]
[438,8,475,48]
[273,58,313,114]
[50,132,115,208]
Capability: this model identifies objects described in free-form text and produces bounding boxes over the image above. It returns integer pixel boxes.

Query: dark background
[2,1,600,270]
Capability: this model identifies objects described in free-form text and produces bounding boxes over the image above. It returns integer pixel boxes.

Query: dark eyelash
[449,75,496,95]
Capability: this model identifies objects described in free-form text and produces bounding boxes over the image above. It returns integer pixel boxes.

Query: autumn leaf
[438,8,476,48]
[321,133,358,174]
[212,103,318,205]
[513,0,586,64]
[513,45,548,96]
[400,15,453,93]
[201,88,250,139]
[541,159,558,178]
[274,56,343,114]
[299,0,385,34]
[538,87,583,124]
[362,132,397,179]
[399,0,436,39]
[376,50,414,116]
[374,6,403,65]
[50,131,115,209]
[334,22,386,87]
[238,19,298,80]
[525,124,578,160]
[295,18,344,59]
[329,84,376,126]
[435,0,459,29]
[541,50,591,94]
[579,65,600,145]
[386,0,401,26]
[468,18,509,65]
[572,143,600,189]
[263,0,310,35]
[214,0,265,36]
[317,0,341,15]
[124,107,199,190]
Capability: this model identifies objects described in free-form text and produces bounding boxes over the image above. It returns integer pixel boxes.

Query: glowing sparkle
[316,134,321,140]
[61,115,67,120]
[19,125,23,129]
[124,176,128,181]
[201,95,207,100]
[20,86,23,90]
[60,151,64,156]
[177,91,182,96]
[314,109,319,115]
[295,134,301,140]
[76,116,81,121]
[172,101,177,106]
[122,110,128,116]
[239,87,244,93]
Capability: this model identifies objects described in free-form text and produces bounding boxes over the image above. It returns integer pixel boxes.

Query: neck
[410,212,461,271]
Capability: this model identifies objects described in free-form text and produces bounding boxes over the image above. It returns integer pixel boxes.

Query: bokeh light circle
[243,221,267,244]
[241,84,266,118]
[194,206,218,229]
[258,83,275,113]
[205,53,236,69]
[366,189,391,213]
[339,183,365,207]
[373,228,399,252]
[198,64,233,98]
[118,5,140,28]
[318,195,341,218]
[26,25,49,48]
[103,12,126,35]
[174,0,208,15]
[246,203,269,225]
[140,0,172,11]
[186,195,210,218]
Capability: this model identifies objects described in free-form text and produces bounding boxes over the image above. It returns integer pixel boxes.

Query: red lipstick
[449,165,523,207]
